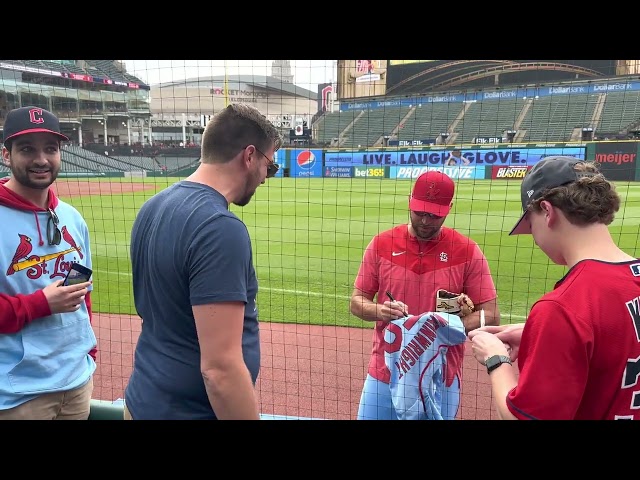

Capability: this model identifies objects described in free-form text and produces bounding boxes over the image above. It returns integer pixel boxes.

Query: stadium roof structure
[385,60,616,96]
[156,75,317,100]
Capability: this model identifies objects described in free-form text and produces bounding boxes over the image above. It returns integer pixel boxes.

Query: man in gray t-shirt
[124,104,282,420]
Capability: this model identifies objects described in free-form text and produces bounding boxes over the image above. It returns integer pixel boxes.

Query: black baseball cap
[509,156,597,235]
[2,106,69,145]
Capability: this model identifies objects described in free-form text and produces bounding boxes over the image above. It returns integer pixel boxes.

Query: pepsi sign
[290,149,323,177]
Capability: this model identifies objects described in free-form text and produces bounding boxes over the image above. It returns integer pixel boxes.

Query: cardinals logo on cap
[425,182,440,200]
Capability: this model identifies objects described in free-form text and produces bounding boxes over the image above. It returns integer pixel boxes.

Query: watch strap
[485,354,512,373]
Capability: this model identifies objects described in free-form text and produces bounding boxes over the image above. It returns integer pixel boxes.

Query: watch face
[486,355,510,372]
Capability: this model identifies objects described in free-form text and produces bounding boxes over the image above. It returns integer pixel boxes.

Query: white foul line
[94,269,526,319]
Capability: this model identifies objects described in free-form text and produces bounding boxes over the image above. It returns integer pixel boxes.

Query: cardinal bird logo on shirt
[6,227,83,279]
[6,234,33,275]
[62,226,83,259]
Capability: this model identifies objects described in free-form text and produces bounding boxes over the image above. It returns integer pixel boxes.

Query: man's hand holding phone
[43,280,92,314]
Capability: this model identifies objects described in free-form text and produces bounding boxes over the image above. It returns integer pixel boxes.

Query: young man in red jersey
[470,156,640,420]
[350,170,500,420]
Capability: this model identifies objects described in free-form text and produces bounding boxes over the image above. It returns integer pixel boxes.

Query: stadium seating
[313,110,359,146]
[0,60,146,86]
[517,94,599,142]
[154,156,200,171]
[454,98,521,143]
[597,90,640,133]
[395,102,465,144]
[2,60,640,149]
[341,106,411,148]
[314,87,640,147]
[65,145,146,172]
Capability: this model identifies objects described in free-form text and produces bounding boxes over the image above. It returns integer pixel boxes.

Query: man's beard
[234,189,255,207]
[233,170,259,207]
[10,162,59,190]
[410,219,441,241]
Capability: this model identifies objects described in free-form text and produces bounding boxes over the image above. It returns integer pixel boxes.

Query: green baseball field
[53,178,640,327]
[52,176,640,419]
[59,176,640,325]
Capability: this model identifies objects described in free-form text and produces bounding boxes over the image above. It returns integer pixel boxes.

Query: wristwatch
[485,355,512,374]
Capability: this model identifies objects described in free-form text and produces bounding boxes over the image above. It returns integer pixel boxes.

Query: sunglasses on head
[47,208,61,245]
[252,146,279,178]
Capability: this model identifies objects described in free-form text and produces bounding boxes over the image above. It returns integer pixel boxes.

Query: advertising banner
[592,142,638,181]
[272,148,285,177]
[323,166,353,178]
[340,78,640,112]
[389,165,485,180]
[352,166,388,178]
[473,136,503,144]
[289,149,323,177]
[324,147,585,168]
[491,165,533,180]
[387,139,437,146]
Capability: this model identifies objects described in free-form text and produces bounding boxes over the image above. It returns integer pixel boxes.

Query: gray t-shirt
[125,181,259,419]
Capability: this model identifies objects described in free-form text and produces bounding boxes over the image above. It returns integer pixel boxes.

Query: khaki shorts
[123,403,134,420]
[0,377,94,420]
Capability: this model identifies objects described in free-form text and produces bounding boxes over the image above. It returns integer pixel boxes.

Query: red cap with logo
[409,171,455,216]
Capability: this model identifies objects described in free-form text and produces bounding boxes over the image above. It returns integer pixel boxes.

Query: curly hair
[527,161,620,226]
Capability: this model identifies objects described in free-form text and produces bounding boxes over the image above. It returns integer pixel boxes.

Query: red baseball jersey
[507,259,640,420]
[354,225,497,383]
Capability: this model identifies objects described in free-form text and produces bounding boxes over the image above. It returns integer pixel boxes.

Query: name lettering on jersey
[630,263,640,277]
[5,230,83,280]
[621,296,640,404]
[392,314,447,379]
[625,296,640,343]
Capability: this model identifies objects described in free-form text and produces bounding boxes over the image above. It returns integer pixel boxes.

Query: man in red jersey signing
[470,156,640,420]
[350,170,500,420]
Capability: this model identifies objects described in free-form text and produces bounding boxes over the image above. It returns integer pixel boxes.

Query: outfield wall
[1,141,638,181]
[314,141,639,181]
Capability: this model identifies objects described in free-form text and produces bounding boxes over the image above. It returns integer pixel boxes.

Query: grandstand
[396,102,465,144]
[316,85,640,146]
[2,59,640,159]
[319,60,640,147]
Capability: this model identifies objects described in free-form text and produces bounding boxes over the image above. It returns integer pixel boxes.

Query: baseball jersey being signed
[384,312,467,420]
[355,225,497,383]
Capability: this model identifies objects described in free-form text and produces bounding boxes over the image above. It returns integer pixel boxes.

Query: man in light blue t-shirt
[0,106,96,420]
[125,104,282,419]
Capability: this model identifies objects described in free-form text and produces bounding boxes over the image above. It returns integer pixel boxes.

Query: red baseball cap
[409,171,455,216]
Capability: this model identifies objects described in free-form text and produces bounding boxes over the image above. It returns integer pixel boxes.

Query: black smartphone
[63,262,93,286]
